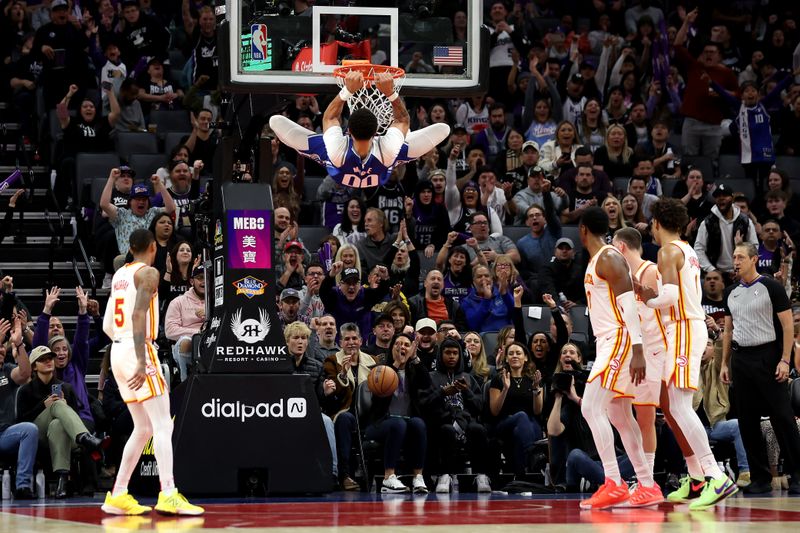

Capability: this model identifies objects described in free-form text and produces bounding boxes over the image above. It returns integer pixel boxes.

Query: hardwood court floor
[1,491,799,532]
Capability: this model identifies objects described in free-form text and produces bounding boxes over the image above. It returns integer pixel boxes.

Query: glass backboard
[222,0,487,96]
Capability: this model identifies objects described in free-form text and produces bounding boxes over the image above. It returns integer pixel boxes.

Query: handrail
[43,187,65,289]
[73,236,96,297]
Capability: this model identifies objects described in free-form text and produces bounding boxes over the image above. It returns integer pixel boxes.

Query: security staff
[721,243,800,494]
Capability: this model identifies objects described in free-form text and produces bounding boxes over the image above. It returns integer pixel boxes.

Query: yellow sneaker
[154,491,205,516]
[101,491,152,516]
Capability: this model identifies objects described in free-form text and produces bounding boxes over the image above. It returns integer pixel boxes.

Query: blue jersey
[737,102,775,165]
[299,132,414,188]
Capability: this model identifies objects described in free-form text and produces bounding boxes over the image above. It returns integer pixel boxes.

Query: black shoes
[742,481,773,494]
[76,432,109,450]
[13,487,35,499]
[789,480,800,495]
[55,473,69,499]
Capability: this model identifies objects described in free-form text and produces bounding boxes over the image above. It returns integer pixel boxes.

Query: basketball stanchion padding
[368,365,399,397]
[333,63,405,135]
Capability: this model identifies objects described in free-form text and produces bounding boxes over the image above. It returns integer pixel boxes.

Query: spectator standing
[181,109,218,171]
[474,103,512,165]
[117,0,170,70]
[308,315,339,363]
[183,5,218,90]
[512,167,565,225]
[539,238,586,307]
[721,243,800,494]
[517,204,562,278]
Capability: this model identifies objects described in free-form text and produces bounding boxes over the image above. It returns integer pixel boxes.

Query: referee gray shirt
[723,275,791,347]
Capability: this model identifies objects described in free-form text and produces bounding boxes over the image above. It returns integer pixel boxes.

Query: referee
[721,243,800,494]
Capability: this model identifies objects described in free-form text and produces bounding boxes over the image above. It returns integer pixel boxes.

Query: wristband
[15,342,23,348]
[338,87,353,101]
[780,359,790,366]
[387,92,399,102]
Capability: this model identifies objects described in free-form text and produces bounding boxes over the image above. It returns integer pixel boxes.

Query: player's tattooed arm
[132,266,160,368]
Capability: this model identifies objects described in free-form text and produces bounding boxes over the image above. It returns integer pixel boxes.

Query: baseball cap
[569,73,585,84]
[280,288,301,301]
[528,165,545,177]
[712,183,734,197]
[415,318,437,332]
[555,237,575,249]
[522,140,539,152]
[119,165,135,178]
[130,184,150,198]
[579,59,596,70]
[452,123,467,133]
[51,0,69,9]
[341,267,360,282]
[374,313,393,327]
[191,265,205,278]
[29,346,55,365]
[284,240,304,252]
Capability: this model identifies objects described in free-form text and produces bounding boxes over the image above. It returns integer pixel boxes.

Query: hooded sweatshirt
[428,339,483,429]
[694,204,757,273]
[411,180,451,248]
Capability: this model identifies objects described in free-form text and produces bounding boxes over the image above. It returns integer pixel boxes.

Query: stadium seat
[724,178,756,201]
[168,49,187,70]
[661,178,679,198]
[682,156,714,180]
[76,153,120,186]
[502,225,529,242]
[164,131,191,155]
[776,156,800,178]
[481,331,499,364]
[116,132,158,160]
[719,154,745,178]
[298,225,331,253]
[149,110,191,139]
[521,305,552,337]
[90,177,106,206]
[303,176,324,203]
[568,305,590,343]
[562,226,582,253]
[613,177,629,196]
[417,251,436,282]
[128,153,164,180]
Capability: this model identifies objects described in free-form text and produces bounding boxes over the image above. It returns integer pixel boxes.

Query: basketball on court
[368,365,398,397]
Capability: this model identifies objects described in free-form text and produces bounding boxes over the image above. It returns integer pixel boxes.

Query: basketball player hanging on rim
[270,70,451,188]
[637,198,738,510]
[579,207,662,509]
[101,229,204,516]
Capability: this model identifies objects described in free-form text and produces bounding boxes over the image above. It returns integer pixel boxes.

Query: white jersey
[104,262,159,341]
[664,240,704,323]
[585,245,631,338]
[633,260,668,352]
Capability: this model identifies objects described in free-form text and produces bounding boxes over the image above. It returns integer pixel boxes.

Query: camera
[334,28,363,44]
[551,369,588,396]
[411,0,437,19]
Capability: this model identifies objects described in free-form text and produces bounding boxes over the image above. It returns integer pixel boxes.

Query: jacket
[427,342,483,428]
[164,288,205,341]
[461,286,515,332]
[407,293,468,332]
[366,360,435,426]
[321,350,377,420]
[695,205,757,272]
[692,341,729,427]
[17,376,79,423]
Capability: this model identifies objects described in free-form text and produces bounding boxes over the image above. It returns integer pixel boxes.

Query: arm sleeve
[693,221,714,272]
[32,312,50,349]
[444,159,461,225]
[322,126,348,168]
[103,295,114,338]
[765,278,791,313]
[722,286,733,316]
[375,127,405,165]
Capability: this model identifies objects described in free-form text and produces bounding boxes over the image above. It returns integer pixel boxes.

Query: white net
[334,65,405,136]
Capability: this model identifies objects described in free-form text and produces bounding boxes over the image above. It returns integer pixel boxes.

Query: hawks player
[638,198,738,509]
[101,229,203,516]
[270,70,450,188]
[578,207,661,509]
[612,227,667,483]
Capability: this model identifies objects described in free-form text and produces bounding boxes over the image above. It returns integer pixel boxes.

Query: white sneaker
[475,474,492,493]
[412,474,428,494]
[435,474,451,493]
[381,475,409,494]
[102,273,113,289]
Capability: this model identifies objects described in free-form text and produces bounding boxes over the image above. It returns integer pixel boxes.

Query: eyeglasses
[306,271,325,276]
[471,220,488,226]
[763,227,781,232]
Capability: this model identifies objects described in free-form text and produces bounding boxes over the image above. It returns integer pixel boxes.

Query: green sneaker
[667,476,706,503]
[688,477,739,510]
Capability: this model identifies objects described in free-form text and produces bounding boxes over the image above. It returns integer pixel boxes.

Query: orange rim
[332,64,405,80]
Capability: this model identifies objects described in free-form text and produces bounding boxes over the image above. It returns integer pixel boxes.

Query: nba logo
[251,24,268,61]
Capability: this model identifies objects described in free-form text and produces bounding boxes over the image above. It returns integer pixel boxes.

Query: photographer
[546,343,632,490]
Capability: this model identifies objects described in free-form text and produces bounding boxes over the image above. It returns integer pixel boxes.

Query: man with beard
[413,318,438,372]
[561,165,605,224]
[512,167,565,225]
[165,266,205,382]
[701,270,727,330]
[694,184,758,284]
[273,207,311,265]
[464,212,520,267]
[556,147,612,199]
[539,238,586,308]
[428,170,448,207]
[504,141,540,200]
[363,314,394,363]
[278,288,304,328]
[474,103,511,166]
[320,264,391,342]
[756,220,793,295]
[408,270,467,331]
[517,204,562,278]
[308,314,339,363]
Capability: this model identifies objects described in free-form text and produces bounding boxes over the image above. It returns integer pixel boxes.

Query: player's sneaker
[688,476,738,511]
[628,482,664,507]
[101,491,152,515]
[154,491,205,516]
[579,478,630,510]
[666,476,706,503]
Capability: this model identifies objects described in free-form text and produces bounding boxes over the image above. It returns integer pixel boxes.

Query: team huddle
[578,198,737,510]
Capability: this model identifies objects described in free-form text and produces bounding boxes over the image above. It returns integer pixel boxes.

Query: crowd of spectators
[1,0,800,498]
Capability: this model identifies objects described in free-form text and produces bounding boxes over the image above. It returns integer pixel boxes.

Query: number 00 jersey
[104,262,159,342]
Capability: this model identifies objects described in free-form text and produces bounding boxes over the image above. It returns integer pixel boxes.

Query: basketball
[368,365,399,397]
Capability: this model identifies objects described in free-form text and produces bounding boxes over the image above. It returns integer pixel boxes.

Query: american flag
[432,46,463,66]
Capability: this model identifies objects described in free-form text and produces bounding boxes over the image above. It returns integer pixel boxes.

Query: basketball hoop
[333,64,406,135]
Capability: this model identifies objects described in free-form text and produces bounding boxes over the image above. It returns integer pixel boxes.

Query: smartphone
[51,383,63,397]
[101,81,113,91]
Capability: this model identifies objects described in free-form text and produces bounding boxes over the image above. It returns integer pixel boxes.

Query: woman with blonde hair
[464,331,494,387]
[539,121,582,175]
[602,196,627,243]
[334,243,362,284]
[492,253,526,299]
[593,123,634,178]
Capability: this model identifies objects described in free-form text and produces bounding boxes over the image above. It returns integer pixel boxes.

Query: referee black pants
[731,342,800,484]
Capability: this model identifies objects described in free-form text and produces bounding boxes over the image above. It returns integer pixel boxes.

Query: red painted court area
[7,497,800,529]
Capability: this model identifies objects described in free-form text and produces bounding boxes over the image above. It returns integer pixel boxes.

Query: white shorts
[110,340,168,403]
[663,319,707,390]
[633,344,666,407]
[588,328,634,399]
